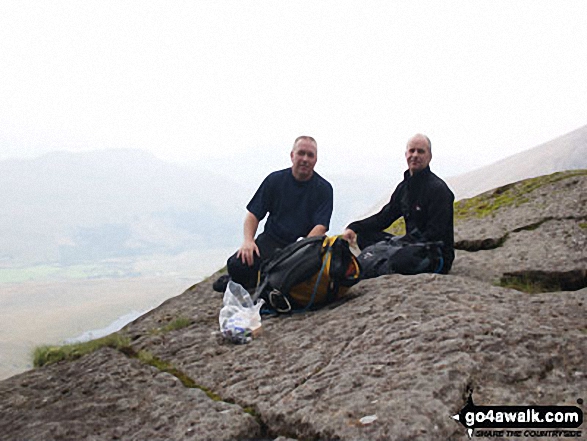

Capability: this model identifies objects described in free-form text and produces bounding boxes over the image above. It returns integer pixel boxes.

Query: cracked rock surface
[1,274,584,440]
[123,275,586,440]
[452,172,587,287]
[454,172,587,244]
[453,218,587,285]
[0,171,586,440]
[0,346,261,440]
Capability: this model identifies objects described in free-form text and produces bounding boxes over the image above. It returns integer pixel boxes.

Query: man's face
[405,137,432,175]
[291,139,317,181]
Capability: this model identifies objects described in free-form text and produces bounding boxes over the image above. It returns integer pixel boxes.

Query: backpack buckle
[269,289,292,313]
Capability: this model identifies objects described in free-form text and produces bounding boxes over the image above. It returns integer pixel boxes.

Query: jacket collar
[403,166,431,182]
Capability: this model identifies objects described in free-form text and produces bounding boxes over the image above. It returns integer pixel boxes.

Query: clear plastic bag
[219,281,264,344]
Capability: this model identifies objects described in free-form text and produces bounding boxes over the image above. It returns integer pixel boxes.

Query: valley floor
[0,276,196,380]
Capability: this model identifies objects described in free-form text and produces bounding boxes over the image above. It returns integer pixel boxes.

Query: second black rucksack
[358,234,444,279]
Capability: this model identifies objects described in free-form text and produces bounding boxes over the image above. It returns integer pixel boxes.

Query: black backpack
[358,233,444,279]
[253,235,361,313]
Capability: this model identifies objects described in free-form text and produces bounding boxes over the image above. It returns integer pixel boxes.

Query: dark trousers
[227,233,287,289]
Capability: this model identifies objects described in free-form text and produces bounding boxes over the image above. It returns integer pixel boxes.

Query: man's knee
[225,233,286,289]
[227,253,261,289]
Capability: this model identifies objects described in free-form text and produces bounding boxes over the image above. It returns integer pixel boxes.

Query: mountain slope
[447,123,587,199]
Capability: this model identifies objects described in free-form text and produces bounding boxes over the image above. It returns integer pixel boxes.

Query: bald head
[405,133,432,175]
[407,134,431,153]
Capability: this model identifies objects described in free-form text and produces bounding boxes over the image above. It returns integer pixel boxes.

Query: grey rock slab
[452,218,587,284]
[0,347,261,441]
[122,275,586,440]
[454,173,587,244]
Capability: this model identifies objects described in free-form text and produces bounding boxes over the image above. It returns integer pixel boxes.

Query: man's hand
[307,224,327,237]
[237,211,261,266]
[342,228,357,244]
[237,239,260,266]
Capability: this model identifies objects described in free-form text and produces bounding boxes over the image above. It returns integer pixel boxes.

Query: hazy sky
[2,0,587,179]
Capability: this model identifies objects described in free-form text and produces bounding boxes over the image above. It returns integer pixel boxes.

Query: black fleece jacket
[347,166,455,273]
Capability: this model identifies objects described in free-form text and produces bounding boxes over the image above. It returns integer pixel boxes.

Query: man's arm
[307,224,328,237]
[342,185,404,246]
[421,185,454,244]
[308,179,333,239]
[236,211,260,266]
[345,190,402,238]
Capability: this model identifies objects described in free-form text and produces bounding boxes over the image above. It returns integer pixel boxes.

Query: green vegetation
[137,349,263,422]
[32,334,213,397]
[0,263,136,284]
[33,315,191,368]
[135,350,197,389]
[0,265,63,283]
[162,316,192,332]
[137,350,227,402]
[151,317,192,335]
[243,407,258,416]
[385,218,406,235]
[139,348,266,426]
[579,222,587,229]
[497,276,562,294]
[454,170,587,221]
[33,333,131,368]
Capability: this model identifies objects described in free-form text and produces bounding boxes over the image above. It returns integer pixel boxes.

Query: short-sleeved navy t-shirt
[247,168,333,244]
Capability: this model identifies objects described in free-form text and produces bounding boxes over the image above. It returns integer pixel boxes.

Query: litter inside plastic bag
[219,281,264,344]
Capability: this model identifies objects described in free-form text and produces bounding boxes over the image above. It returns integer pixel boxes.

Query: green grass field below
[0,263,136,284]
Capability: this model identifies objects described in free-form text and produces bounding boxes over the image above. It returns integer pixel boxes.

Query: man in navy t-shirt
[213,136,333,291]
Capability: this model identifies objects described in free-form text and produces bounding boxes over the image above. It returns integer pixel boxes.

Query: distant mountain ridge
[447,123,587,199]
[0,149,247,266]
[1,148,395,269]
[4,123,585,268]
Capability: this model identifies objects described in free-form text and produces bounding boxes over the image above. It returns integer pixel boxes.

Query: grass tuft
[150,316,192,335]
[136,350,225,400]
[33,333,131,368]
[136,350,198,389]
[498,276,562,294]
[33,334,254,419]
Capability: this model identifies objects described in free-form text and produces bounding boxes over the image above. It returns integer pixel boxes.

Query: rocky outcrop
[0,346,261,440]
[2,275,585,440]
[452,171,587,290]
[0,171,586,440]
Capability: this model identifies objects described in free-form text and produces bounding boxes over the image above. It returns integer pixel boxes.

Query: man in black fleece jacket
[342,134,454,274]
